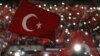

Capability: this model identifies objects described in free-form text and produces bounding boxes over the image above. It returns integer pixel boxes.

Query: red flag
[8,0,60,40]
[58,31,100,56]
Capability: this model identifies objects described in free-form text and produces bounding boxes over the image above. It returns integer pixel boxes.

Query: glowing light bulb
[97,26,100,29]
[55,8,58,10]
[90,54,93,56]
[14,52,20,56]
[5,5,8,8]
[61,18,64,21]
[92,17,96,21]
[85,32,88,35]
[84,22,87,25]
[49,6,52,9]
[77,12,80,15]
[0,3,2,6]
[97,7,100,11]
[54,4,57,7]
[38,5,41,8]
[43,4,46,7]
[62,2,65,5]
[60,25,63,28]
[90,7,93,10]
[69,13,72,16]
[95,14,99,16]
[65,29,68,33]
[99,44,100,47]
[65,7,68,9]
[56,39,59,42]
[81,6,84,9]
[44,53,49,56]
[47,9,50,11]
[67,39,70,42]
[75,5,79,7]
[61,15,64,18]
[74,44,82,52]
[73,23,76,25]
[68,16,71,19]
[5,16,9,20]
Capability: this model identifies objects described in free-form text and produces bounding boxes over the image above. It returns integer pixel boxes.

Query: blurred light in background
[44,53,49,56]
[74,44,82,52]
[0,3,2,6]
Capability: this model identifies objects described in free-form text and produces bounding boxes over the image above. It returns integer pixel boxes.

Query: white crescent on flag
[22,13,38,32]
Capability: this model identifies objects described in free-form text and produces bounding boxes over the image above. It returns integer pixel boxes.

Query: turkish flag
[8,0,60,40]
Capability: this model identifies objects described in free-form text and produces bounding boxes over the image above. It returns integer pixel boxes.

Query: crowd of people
[0,0,100,55]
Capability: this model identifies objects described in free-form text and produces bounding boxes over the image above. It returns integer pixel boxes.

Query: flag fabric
[58,31,100,56]
[8,0,60,40]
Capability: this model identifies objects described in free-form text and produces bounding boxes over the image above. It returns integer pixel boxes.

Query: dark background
[0,0,100,6]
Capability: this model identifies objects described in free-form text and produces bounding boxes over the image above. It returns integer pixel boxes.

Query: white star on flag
[36,22,42,29]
